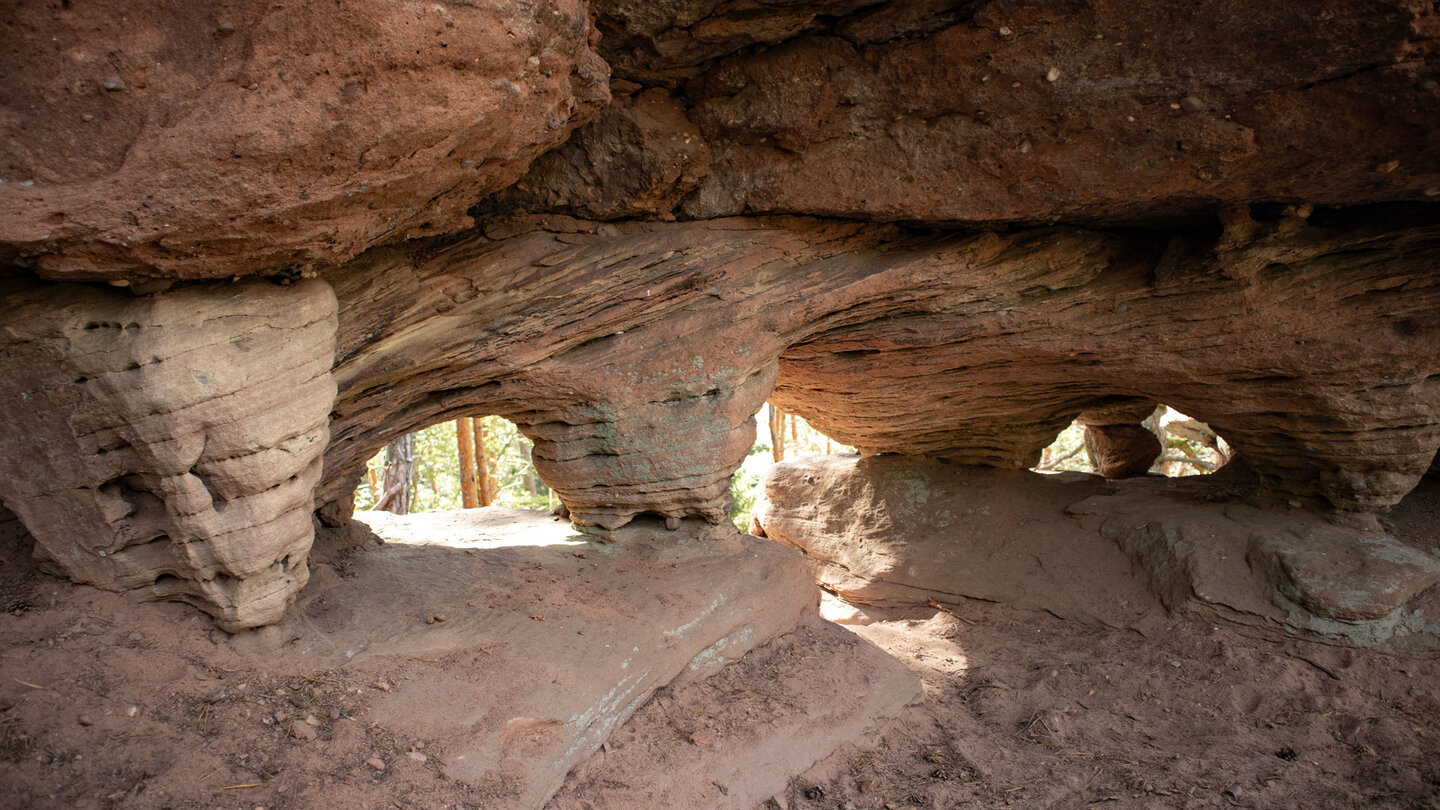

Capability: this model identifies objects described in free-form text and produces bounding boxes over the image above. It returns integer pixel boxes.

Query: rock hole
[1034,403,1231,478]
[354,415,551,515]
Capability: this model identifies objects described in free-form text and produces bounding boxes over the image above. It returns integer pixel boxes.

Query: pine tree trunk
[378,434,413,514]
[473,418,494,506]
[769,404,786,462]
[456,417,480,508]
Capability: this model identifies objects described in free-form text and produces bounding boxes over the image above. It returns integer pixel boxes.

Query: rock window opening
[353,416,552,515]
[729,402,855,529]
[1034,404,1231,478]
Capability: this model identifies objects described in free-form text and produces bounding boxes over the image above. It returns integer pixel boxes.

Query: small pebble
[406,751,427,763]
[1179,95,1206,113]
[1045,67,1061,82]
[996,26,1015,41]
[304,714,320,727]
[128,632,144,643]
[374,682,390,692]
[366,757,386,771]
[274,711,288,722]
[102,78,125,92]
[125,706,138,718]
[217,22,236,35]
[77,715,94,727]
[664,516,682,531]
[288,720,316,741]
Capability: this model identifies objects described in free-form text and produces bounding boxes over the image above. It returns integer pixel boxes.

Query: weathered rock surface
[0,277,336,630]
[318,210,1440,531]
[491,0,1440,225]
[0,0,608,279]
[293,508,819,809]
[546,615,921,810]
[755,454,1161,627]
[761,455,1440,641]
[1077,401,1163,479]
[1,0,1438,643]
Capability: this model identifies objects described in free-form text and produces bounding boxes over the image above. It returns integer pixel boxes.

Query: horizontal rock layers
[0,277,337,630]
[322,210,1440,532]
[0,0,1437,635]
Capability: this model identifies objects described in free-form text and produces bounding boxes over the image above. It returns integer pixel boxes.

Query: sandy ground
[1,521,1438,810]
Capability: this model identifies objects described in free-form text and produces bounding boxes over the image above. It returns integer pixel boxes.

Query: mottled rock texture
[0,0,608,279]
[1077,401,1163,479]
[0,0,1438,636]
[496,0,1440,224]
[760,455,1440,637]
[0,278,337,630]
[315,210,1440,533]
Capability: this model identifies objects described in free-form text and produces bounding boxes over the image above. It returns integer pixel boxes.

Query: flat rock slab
[546,615,921,810]
[757,455,1160,627]
[250,509,817,809]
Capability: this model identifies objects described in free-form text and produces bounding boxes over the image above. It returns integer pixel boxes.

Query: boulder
[0,277,337,630]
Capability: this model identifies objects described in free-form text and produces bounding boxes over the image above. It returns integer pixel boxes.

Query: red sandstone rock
[0,0,607,280]
[0,278,337,630]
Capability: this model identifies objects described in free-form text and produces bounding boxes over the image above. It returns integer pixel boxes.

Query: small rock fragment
[288,720,317,741]
[102,78,125,92]
[304,714,320,727]
[77,715,94,726]
[366,756,386,771]
[407,751,427,763]
[1179,95,1206,113]
[1045,67,1061,82]
[665,516,682,531]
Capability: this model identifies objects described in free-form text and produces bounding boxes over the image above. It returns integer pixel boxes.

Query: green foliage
[354,416,552,513]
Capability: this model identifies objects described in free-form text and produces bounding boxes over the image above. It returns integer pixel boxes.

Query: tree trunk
[473,418,494,506]
[378,434,413,514]
[769,404,786,462]
[456,417,479,508]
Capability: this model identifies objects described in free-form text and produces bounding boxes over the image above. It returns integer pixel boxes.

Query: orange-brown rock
[315,210,1440,532]
[1077,401,1162,479]
[493,0,1440,226]
[0,0,607,280]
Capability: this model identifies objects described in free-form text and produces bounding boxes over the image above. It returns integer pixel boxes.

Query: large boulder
[0,277,337,630]
[0,0,608,280]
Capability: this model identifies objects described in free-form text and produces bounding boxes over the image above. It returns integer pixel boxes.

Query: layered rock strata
[321,211,1440,532]
[0,277,337,630]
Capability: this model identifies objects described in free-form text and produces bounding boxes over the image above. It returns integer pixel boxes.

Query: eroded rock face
[1,0,1438,640]
[760,455,1440,639]
[0,278,337,630]
[1077,401,1162,479]
[0,0,608,279]
[493,0,1440,225]
[316,210,1440,529]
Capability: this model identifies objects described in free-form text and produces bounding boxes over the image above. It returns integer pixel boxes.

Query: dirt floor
[1,525,1438,810]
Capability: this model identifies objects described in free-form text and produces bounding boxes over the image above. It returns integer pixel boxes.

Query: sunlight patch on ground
[354,507,589,549]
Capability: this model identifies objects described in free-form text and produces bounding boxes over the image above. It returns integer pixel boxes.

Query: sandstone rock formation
[0,0,1437,639]
[0,277,336,630]
[0,0,608,279]
[758,455,1440,640]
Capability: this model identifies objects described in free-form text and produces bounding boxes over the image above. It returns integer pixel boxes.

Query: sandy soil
[1,523,1437,810]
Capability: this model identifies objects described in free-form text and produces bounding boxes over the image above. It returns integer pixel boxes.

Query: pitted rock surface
[0,277,337,630]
